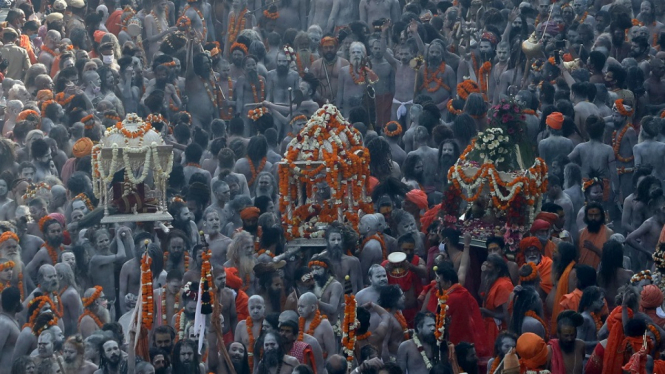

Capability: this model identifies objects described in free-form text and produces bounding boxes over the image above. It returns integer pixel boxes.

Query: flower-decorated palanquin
[91,113,174,223]
[445,99,548,256]
[279,105,373,240]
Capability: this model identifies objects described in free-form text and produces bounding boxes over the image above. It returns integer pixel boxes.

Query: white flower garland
[413,334,433,370]
[122,146,152,184]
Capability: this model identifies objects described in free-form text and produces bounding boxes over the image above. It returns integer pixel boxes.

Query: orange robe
[544,240,557,258]
[482,276,514,351]
[559,288,583,312]
[551,261,576,332]
[538,256,554,295]
[578,225,610,269]
[19,35,37,64]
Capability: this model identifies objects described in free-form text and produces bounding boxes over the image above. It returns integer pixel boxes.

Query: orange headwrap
[406,189,428,210]
[225,267,243,290]
[519,236,543,252]
[604,306,635,374]
[641,284,664,310]
[457,80,480,101]
[535,211,559,226]
[516,333,549,373]
[530,219,551,233]
[0,231,19,245]
[240,207,260,220]
[94,30,106,44]
[17,110,39,122]
[546,112,564,130]
[320,36,338,47]
[72,137,94,158]
[36,89,53,102]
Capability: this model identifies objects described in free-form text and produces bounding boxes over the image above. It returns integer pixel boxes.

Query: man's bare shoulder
[283,355,300,367]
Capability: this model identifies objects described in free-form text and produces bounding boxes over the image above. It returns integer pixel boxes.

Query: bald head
[359,214,379,236]
[39,264,58,292]
[297,292,318,319]
[248,295,265,320]
[326,354,348,374]
[279,310,299,324]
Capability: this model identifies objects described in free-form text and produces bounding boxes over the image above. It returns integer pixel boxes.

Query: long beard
[256,186,273,198]
[480,50,495,62]
[586,220,602,233]
[47,235,64,248]
[268,288,282,312]
[63,356,83,373]
[155,368,169,374]
[420,332,436,344]
[276,65,288,76]
[428,56,442,67]
[42,279,60,293]
[559,339,576,354]
[243,223,258,235]
[96,306,111,324]
[247,71,259,84]
[264,349,282,368]
[238,255,255,279]
[329,244,343,260]
[480,273,499,295]
[612,34,624,46]
[440,155,456,169]
[314,274,328,287]
[4,252,21,279]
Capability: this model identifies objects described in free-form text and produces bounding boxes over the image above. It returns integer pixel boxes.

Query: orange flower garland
[296,54,314,77]
[200,249,214,308]
[74,193,94,211]
[591,312,603,332]
[384,121,403,136]
[115,121,152,139]
[341,294,358,369]
[43,243,63,265]
[435,287,450,344]
[356,331,371,340]
[163,251,189,272]
[299,309,325,341]
[250,80,265,103]
[78,310,104,328]
[221,77,234,120]
[247,157,267,186]
[478,61,492,96]
[248,107,268,121]
[489,356,501,374]
[161,285,180,326]
[394,311,410,340]
[263,9,279,19]
[519,262,539,283]
[523,109,538,117]
[246,317,256,372]
[182,5,207,39]
[525,310,549,340]
[421,62,450,93]
[82,285,103,308]
[361,234,387,260]
[55,92,73,106]
[612,124,635,163]
[447,99,462,115]
[141,252,154,330]
[227,8,248,44]
[41,45,58,57]
[0,231,19,245]
[615,99,635,117]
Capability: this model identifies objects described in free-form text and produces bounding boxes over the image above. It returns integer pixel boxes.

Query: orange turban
[72,137,94,158]
[320,36,338,47]
[17,110,39,122]
[535,211,559,225]
[457,80,480,101]
[406,189,428,210]
[516,333,549,371]
[36,89,53,102]
[94,30,106,44]
[240,207,260,220]
[641,284,664,309]
[225,267,243,290]
[529,219,551,233]
[546,112,563,130]
[519,236,543,252]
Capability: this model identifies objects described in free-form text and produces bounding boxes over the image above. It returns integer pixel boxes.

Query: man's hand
[464,232,472,247]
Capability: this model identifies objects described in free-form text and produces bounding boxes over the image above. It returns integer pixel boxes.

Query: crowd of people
[1,0,665,372]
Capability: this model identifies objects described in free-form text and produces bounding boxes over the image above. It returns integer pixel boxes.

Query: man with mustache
[308,258,342,326]
[278,319,317,369]
[396,312,436,374]
[266,51,299,105]
[257,332,299,374]
[357,213,387,283]
[549,311,585,374]
[228,342,250,374]
[0,232,29,299]
[24,265,65,327]
[458,31,498,98]
[517,237,554,296]
[224,231,256,294]
[172,282,199,341]
[169,200,200,246]
[25,217,66,280]
[578,202,612,269]
[150,348,171,374]
[163,229,192,275]
[203,208,232,268]
[609,99,637,201]
[297,292,336,357]
[255,264,285,315]
[78,287,110,339]
[88,228,128,320]
[98,339,127,374]
[479,254,513,352]
[15,298,58,358]
[415,39,455,115]
[318,223,363,294]
[236,55,267,128]
[336,41,378,119]
[63,334,98,374]
[356,264,388,306]
[310,37,349,104]
[35,328,65,373]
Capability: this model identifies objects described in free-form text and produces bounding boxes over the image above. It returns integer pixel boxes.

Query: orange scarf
[603,306,635,374]
[551,261,575,333]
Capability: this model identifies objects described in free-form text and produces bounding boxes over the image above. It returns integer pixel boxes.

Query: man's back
[571,141,613,177]
[574,101,600,139]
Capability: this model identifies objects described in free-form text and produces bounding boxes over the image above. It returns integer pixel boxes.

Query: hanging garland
[161,285,180,326]
[612,124,635,163]
[141,252,154,331]
[340,293,358,370]
[299,309,325,341]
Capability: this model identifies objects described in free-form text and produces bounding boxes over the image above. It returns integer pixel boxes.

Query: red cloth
[585,342,605,374]
[106,10,123,35]
[236,289,249,322]
[375,92,394,130]
[538,256,554,294]
[290,341,316,374]
[548,339,566,374]
[559,288,583,312]
[482,277,514,350]
[604,306,635,374]
[223,330,234,346]
[382,256,423,328]
[423,283,491,358]
[544,240,557,259]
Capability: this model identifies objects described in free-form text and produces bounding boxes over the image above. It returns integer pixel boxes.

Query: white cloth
[392,98,413,119]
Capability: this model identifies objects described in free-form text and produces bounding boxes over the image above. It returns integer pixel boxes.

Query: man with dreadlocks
[579,203,613,269]
[79,287,110,339]
[225,231,256,293]
[96,338,127,374]
[35,328,65,374]
[308,257,342,326]
[25,217,66,278]
[55,262,83,337]
[415,40,455,115]
[336,41,379,120]
[396,312,437,374]
[14,295,59,357]
[257,331,299,374]
[63,334,98,374]
[317,222,363,294]
[172,282,199,342]
[234,136,272,193]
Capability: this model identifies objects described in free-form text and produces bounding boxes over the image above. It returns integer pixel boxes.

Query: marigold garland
[394,311,410,340]
[614,99,635,117]
[457,80,479,100]
[141,252,154,330]
[296,53,315,77]
[489,356,501,374]
[248,107,268,121]
[247,317,256,372]
[227,8,248,44]
[478,61,492,96]
[421,62,450,93]
[356,331,371,340]
[631,270,653,284]
[349,65,379,85]
[175,309,188,341]
[182,5,207,39]
[263,9,279,19]
[361,234,387,260]
[519,262,539,283]
[591,312,603,332]
[308,260,328,268]
[55,92,73,106]
[525,310,549,340]
[413,333,433,369]
[161,285,180,326]
[82,285,103,308]
[0,260,14,271]
[447,99,463,115]
[340,294,358,369]
[299,309,325,341]
[384,121,403,137]
[78,309,104,328]
[247,157,267,186]
[648,324,660,346]
[523,109,538,117]
[176,15,191,30]
[250,80,265,103]
[200,249,214,311]
[43,243,63,265]
[74,193,94,212]
[0,231,18,245]
[113,120,152,139]
[221,77,234,120]
[435,288,450,344]
[612,124,635,163]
